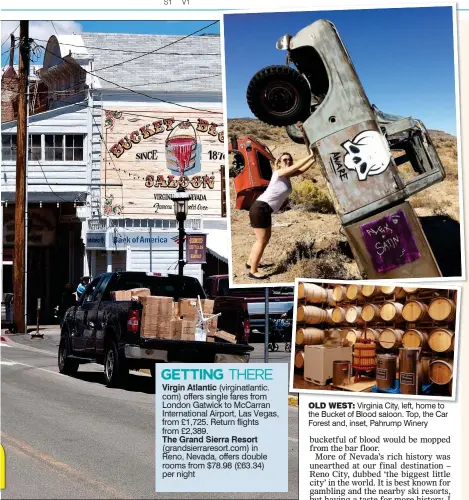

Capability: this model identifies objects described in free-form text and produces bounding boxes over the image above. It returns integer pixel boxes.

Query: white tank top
[257,171,292,213]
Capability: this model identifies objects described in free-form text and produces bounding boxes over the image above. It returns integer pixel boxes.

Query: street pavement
[0,329,298,499]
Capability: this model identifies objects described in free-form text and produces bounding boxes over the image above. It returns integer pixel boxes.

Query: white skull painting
[342,130,391,181]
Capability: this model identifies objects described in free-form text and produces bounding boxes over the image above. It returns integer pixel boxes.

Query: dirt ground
[228,119,460,285]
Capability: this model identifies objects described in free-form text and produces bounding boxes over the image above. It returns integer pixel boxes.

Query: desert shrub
[290,179,335,213]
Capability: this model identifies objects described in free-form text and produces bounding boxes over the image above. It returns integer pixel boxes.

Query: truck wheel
[247,65,311,126]
[285,123,306,144]
[104,340,128,388]
[58,337,79,375]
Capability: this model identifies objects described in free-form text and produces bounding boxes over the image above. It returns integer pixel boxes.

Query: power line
[10,72,222,96]
[34,41,223,115]
[33,38,219,56]
[50,21,59,37]
[93,20,219,72]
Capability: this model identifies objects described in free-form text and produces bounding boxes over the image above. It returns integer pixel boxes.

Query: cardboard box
[172,302,180,318]
[170,319,183,340]
[181,332,196,341]
[201,299,215,315]
[113,288,151,301]
[130,288,151,300]
[140,296,173,338]
[179,299,197,318]
[205,316,218,335]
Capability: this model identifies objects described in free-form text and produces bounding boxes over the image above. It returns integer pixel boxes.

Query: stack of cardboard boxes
[113,288,218,342]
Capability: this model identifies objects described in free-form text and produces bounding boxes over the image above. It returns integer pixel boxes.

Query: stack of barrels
[295,281,457,396]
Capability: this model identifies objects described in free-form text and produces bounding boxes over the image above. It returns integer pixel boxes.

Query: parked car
[204,274,294,342]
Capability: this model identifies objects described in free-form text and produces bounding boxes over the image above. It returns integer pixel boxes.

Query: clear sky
[223,7,457,135]
[1,20,220,66]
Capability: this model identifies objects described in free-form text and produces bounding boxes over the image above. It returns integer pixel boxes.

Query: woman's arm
[277,154,316,177]
[289,161,314,177]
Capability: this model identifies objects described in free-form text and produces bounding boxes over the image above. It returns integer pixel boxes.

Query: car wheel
[104,339,128,388]
[285,123,306,144]
[58,337,79,375]
[247,65,311,126]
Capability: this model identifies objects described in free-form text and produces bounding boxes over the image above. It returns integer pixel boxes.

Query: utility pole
[13,21,29,333]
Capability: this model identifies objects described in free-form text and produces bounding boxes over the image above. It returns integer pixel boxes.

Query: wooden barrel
[376,354,397,390]
[344,329,362,346]
[325,329,350,347]
[402,329,429,349]
[326,289,336,307]
[331,307,346,324]
[381,286,406,299]
[296,328,325,345]
[362,284,381,298]
[421,356,431,386]
[295,351,305,369]
[361,328,382,342]
[380,301,404,322]
[325,309,334,324]
[297,305,327,324]
[346,285,364,302]
[332,285,346,302]
[428,297,456,322]
[379,328,404,349]
[429,359,453,385]
[402,300,429,322]
[428,328,454,353]
[345,305,364,325]
[403,287,420,294]
[298,282,328,303]
[361,303,381,323]
[399,347,420,395]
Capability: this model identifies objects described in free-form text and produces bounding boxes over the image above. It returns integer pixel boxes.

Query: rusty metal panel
[344,202,441,279]
[315,120,403,215]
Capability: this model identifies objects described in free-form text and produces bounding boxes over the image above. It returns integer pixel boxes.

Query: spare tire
[285,123,306,144]
[247,65,311,126]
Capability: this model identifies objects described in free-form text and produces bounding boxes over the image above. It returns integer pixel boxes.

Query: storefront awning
[206,230,229,264]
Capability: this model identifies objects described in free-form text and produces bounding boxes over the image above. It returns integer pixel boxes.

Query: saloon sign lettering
[102,108,224,217]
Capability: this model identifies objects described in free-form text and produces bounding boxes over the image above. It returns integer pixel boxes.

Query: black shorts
[249,200,273,229]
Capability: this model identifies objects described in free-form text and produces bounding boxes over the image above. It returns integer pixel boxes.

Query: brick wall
[1,66,18,123]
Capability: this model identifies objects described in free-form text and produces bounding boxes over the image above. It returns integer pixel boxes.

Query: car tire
[247,65,311,126]
[285,123,306,144]
[58,337,79,375]
[103,339,128,388]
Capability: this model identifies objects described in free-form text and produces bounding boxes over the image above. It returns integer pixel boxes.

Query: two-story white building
[1,31,228,323]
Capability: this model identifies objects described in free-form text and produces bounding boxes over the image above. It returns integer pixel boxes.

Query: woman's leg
[249,227,271,274]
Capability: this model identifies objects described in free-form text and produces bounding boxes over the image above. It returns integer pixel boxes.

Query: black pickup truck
[58,272,253,387]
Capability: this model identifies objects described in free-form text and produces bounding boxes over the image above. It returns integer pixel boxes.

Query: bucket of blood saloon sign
[101,109,224,217]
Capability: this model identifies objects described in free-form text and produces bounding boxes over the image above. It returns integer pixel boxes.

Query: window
[257,151,273,181]
[45,134,63,161]
[1,135,16,161]
[65,135,83,161]
[44,134,83,162]
[82,278,102,303]
[28,135,41,161]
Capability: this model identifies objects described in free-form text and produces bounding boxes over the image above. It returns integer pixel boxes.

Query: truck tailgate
[128,337,254,363]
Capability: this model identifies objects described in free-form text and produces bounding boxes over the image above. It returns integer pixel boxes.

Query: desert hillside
[228,119,459,284]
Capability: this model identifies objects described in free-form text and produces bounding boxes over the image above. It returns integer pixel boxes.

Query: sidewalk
[1,324,61,336]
